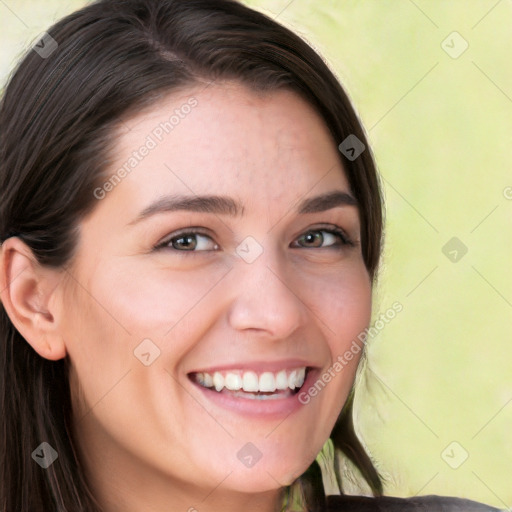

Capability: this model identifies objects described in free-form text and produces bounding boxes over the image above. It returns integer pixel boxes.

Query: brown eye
[156,230,219,252]
[295,228,352,249]
[299,231,325,248]
[172,234,198,250]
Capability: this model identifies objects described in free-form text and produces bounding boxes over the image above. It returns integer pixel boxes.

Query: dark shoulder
[325,494,505,511]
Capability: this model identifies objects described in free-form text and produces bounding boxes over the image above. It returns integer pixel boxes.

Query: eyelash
[153,225,356,253]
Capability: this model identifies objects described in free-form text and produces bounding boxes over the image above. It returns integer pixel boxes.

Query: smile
[190,367,307,399]
[187,361,319,418]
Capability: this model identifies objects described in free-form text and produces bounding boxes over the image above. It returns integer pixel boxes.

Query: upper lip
[188,359,319,375]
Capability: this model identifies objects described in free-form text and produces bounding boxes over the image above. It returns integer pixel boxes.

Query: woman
[0,1,503,511]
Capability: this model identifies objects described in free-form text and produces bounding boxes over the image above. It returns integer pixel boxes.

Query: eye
[294,226,354,249]
[155,229,218,252]
[153,225,355,254]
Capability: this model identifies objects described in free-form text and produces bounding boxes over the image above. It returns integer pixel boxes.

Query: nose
[226,245,307,339]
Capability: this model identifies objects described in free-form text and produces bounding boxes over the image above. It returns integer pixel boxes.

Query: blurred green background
[1,0,511,507]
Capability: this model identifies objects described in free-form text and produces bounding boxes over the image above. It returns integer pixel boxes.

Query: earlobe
[32,312,67,361]
[0,237,67,361]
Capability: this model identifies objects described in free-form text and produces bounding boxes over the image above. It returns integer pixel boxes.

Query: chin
[224,457,310,493]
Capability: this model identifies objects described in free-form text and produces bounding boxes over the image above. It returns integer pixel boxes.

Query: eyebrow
[127,190,358,226]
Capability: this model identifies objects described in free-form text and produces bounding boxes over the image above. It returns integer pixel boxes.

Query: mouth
[188,366,310,401]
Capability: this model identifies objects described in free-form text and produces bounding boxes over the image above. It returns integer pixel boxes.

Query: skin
[0,81,372,512]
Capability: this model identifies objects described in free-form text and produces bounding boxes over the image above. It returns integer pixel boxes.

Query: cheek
[61,279,134,420]
[300,262,371,421]
[91,260,230,336]
[62,263,219,467]
[328,265,371,380]
[62,258,231,401]
[304,260,372,343]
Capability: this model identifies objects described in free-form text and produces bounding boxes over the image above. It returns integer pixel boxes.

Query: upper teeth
[194,367,307,393]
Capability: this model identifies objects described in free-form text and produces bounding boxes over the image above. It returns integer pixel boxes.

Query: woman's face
[61,81,371,505]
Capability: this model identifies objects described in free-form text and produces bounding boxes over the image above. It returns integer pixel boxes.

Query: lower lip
[189,368,318,419]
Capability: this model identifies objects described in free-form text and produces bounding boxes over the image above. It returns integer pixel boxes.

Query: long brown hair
[0,1,384,510]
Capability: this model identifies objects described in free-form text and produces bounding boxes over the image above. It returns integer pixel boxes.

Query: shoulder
[325,494,505,511]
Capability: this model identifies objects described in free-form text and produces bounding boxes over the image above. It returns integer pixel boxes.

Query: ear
[0,237,67,360]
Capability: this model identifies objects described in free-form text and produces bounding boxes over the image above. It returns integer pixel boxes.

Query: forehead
[103,81,351,212]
